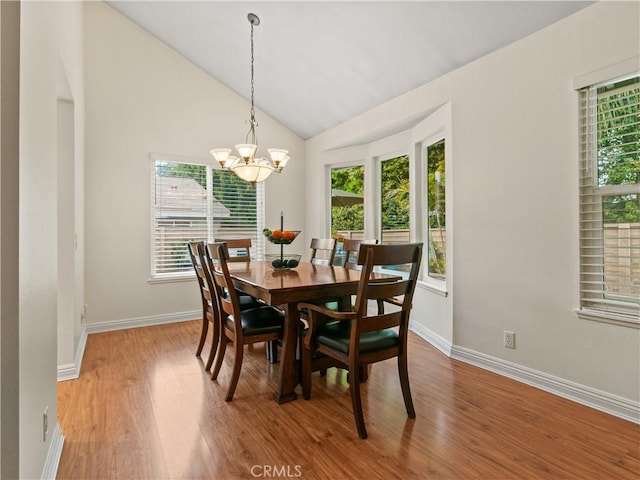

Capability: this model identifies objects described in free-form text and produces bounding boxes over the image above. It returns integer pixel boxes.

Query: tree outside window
[426,140,446,278]
[381,155,410,244]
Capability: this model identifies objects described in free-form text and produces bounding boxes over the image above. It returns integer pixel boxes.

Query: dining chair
[298,243,423,439]
[213,238,263,308]
[341,239,377,269]
[324,239,378,312]
[207,242,285,402]
[214,238,277,361]
[193,242,222,371]
[187,241,211,358]
[309,238,337,266]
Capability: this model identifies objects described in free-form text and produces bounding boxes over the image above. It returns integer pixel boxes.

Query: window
[579,75,639,322]
[151,157,264,279]
[331,165,365,245]
[380,155,410,244]
[426,139,446,280]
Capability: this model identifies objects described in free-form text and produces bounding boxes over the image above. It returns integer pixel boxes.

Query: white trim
[416,280,448,297]
[409,319,452,356]
[41,423,64,480]
[572,56,640,90]
[85,310,199,334]
[57,326,88,381]
[149,151,212,166]
[575,308,640,329]
[58,312,198,382]
[410,323,640,425]
[452,345,640,424]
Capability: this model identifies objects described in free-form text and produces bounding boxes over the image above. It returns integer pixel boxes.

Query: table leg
[273,302,300,404]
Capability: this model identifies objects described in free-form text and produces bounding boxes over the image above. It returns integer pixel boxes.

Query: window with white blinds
[151,157,265,279]
[578,75,640,323]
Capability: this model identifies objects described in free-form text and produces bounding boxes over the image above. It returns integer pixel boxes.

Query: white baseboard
[41,423,64,480]
[409,319,452,356]
[57,310,199,382]
[85,310,199,334]
[57,327,88,382]
[410,324,640,425]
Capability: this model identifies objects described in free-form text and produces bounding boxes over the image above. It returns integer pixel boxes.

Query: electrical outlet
[504,331,516,349]
[43,407,48,441]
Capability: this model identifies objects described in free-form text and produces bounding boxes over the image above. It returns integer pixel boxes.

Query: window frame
[576,73,640,327]
[410,103,452,296]
[423,135,447,284]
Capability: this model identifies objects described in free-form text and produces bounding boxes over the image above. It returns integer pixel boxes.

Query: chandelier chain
[247,20,257,145]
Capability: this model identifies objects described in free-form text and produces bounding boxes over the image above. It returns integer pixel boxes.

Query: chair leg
[267,340,278,364]
[301,346,313,400]
[211,334,228,380]
[225,342,244,402]
[348,361,368,439]
[204,320,220,372]
[398,353,415,418]
[195,309,208,356]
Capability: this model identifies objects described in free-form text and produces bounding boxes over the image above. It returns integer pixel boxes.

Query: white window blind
[579,75,640,321]
[151,157,265,279]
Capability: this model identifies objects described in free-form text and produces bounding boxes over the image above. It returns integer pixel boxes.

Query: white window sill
[575,308,640,329]
[417,280,448,297]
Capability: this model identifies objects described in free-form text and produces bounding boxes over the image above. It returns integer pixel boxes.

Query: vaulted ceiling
[107,1,593,139]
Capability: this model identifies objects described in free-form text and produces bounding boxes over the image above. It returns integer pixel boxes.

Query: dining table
[228,259,396,404]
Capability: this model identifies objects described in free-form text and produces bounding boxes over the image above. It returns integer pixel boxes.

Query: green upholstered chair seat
[316,321,399,354]
[227,306,284,336]
[324,300,339,311]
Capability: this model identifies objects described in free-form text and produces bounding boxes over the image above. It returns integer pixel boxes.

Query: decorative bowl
[264,253,302,270]
[263,229,301,245]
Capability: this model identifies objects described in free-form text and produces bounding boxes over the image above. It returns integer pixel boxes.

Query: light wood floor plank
[57,320,639,479]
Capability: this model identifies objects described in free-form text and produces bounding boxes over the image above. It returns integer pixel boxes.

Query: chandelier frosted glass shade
[233,157,276,183]
[210,145,290,183]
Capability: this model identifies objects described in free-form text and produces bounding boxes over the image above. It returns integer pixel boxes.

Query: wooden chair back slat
[310,238,337,266]
[206,243,241,327]
[360,311,403,332]
[214,238,252,263]
[341,238,377,269]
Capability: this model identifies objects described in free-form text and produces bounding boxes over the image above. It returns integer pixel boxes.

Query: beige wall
[306,1,640,410]
[83,2,305,326]
[19,1,85,477]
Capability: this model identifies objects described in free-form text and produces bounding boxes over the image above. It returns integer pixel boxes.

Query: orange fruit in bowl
[271,229,283,240]
[282,230,295,241]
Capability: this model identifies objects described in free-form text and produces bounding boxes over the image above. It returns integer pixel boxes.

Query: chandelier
[210,13,290,183]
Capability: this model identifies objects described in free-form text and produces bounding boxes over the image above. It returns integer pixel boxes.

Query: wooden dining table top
[226,260,399,404]
[228,260,374,305]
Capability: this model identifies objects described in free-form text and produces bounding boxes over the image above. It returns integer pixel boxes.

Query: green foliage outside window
[427,140,446,277]
[381,156,410,231]
[331,166,364,234]
[597,76,639,224]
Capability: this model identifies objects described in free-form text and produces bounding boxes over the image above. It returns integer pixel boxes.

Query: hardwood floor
[57,320,639,479]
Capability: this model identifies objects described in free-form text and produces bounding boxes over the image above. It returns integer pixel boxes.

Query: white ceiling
[107,1,593,139]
